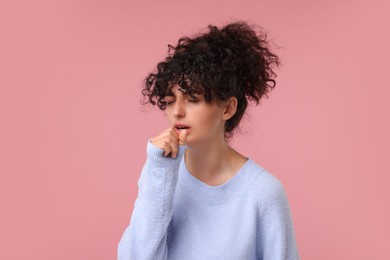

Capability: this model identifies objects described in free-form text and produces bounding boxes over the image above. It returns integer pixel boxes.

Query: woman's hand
[150,127,189,158]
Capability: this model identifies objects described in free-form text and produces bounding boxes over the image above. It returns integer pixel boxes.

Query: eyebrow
[165,85,204,98]
[165,92,202,99]
[166,88,189,96]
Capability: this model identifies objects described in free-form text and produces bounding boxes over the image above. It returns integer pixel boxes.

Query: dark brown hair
[141,20,281,140]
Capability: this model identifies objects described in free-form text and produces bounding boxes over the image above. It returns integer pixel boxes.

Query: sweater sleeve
[256,176,300,260]
[117,138,187,260]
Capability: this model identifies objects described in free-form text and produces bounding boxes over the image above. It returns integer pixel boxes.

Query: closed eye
[163,98,200,106]
[163,98,199,105]
[162,98,173,105]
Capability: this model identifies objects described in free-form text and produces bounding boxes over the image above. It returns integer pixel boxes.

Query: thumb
[178,129,188,145]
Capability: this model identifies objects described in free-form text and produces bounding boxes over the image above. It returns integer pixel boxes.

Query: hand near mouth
[150,127,189,158]
[178,129,188,146]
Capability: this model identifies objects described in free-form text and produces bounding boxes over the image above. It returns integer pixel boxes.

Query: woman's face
[163,84,228,146]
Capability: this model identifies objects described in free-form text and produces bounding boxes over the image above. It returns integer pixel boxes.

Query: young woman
[118,21,300,260]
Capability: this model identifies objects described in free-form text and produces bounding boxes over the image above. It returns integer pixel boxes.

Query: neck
[184,135,234,182]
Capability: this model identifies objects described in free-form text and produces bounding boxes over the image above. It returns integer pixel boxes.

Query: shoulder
[247,159,289,210]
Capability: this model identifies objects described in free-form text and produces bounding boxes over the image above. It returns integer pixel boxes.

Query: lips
[174,123,191,134]
[174,123,190,129]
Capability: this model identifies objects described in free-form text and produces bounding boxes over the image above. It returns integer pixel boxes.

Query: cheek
[164,108,174,121]
[196,110,221,131]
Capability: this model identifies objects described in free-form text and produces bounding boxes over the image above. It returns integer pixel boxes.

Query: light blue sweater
[118,139,300,260]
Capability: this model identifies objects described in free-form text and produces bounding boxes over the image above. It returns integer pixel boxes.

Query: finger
[178,129,188,145]
[162,141,172,157]
[170,127,179,139]
[171,144,178,158]
[168,135,179,158]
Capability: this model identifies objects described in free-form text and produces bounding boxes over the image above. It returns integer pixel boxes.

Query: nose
[173,99,186,117]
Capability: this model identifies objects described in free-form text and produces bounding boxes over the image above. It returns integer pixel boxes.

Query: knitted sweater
[118,139,300,260]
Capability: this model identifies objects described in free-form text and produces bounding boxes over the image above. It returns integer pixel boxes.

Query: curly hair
[141,20,281,140]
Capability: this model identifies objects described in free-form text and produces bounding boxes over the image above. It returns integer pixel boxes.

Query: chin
[186,137,208,147]
[184,137,192,145]
[184,136,197,146]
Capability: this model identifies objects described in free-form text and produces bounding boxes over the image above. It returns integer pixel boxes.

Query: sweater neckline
[183,156,251,187]
[178,155,254,204]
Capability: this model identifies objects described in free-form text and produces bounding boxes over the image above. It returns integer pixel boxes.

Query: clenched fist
[150,127,189,158]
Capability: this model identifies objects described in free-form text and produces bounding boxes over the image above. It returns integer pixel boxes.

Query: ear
[222,97,238,121]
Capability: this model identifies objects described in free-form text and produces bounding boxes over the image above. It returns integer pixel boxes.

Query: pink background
[1,0,389,259]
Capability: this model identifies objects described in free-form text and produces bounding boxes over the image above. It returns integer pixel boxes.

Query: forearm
[118,139,186,260]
